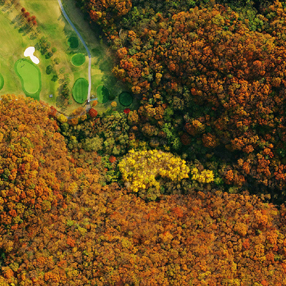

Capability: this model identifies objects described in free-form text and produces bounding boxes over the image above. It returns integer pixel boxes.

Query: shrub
[46,65,53,75]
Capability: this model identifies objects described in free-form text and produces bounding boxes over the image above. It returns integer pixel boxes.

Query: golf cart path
[57,0,91,103]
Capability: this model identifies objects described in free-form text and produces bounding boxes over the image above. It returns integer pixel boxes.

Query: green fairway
[15,59,41,98]
[71,53,86,66]
[72,78,88,103]
[0,0,129,116]
[0,74,4,90]
[119,91,133,106]
[96,85,109,103]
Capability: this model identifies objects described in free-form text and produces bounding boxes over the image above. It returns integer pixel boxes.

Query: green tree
[51,74,58,82]
[83,136,104,152]
[45,52,53,59]
[46,65,53,75]
[54,57,60,65]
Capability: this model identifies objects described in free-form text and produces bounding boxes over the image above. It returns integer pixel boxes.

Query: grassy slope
[15,59,41,98]
[21,0,86,114]
[0,4,27,98]
[0,0,133,116]
[0,1,89,114]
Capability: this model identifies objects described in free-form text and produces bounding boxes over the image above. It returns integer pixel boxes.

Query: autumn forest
[2,0,286,285]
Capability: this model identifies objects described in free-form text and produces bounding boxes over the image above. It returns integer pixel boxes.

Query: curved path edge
[57,0,91,103]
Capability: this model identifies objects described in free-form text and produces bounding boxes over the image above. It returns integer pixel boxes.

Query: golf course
[0,0,136,117]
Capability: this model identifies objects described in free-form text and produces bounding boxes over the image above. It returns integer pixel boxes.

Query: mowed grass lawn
[61,0,126,106]
[15,59,41,99]
[22,0,76,103]
[0,1,88,113]
[0,73,4,90]
[0,7,26,97]
[0,0,127,116]
[71,53,86,66]
[72,78,88,104]
[0,2,61,101]
[22,0,92,115]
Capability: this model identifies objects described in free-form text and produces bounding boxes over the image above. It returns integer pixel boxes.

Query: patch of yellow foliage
[191,167,214,184]
[118,149,190,192]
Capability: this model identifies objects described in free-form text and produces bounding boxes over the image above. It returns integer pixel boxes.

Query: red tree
[89,108,98,118]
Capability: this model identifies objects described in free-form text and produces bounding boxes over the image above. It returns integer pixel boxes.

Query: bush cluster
[118,149,190,193]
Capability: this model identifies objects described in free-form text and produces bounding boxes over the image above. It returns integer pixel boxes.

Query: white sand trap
[24,47,40,65]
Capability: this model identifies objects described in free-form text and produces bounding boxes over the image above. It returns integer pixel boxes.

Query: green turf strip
[72,78,88,104]
[0,74,4,91]
[71,53,86,66]
[96,85,109,103]
[15,59,41,99]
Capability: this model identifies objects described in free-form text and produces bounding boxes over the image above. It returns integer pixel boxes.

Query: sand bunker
[24,47,40,65]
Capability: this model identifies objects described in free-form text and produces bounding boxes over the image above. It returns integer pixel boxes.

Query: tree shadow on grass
[18,23,32,36]
[1,1,13,11]
[56,94,68,111]
[91,47,105,64]
[98,59,113,72]
[101,74,120,99]
[62,23,86,55]
[11,15,33,36]
[29,32,38,40]
[11,14,23,26]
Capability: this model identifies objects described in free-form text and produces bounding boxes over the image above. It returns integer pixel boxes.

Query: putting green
[72,78,88,104]
[71,53,86,66]
[119,92,133,106]
[96,85,109,103]
[15,59,41,98]
[68,36,79,49]
[0,74,4,90]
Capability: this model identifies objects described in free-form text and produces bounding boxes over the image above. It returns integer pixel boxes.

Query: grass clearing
[15,59,41,99]
[71,53,85,66]
[72,78,88,104]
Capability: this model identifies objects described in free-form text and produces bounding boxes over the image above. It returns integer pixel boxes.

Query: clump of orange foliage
[0,95,72,237]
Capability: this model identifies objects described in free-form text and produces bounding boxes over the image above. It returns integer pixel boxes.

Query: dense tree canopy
[2,0,286,285]
[0,94,68,236]
[0,90,286,285]
[75,0,286,206]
